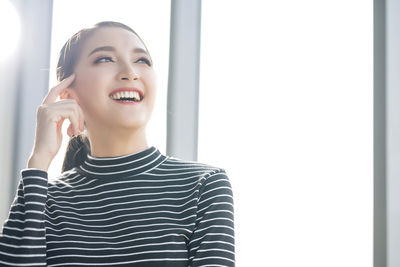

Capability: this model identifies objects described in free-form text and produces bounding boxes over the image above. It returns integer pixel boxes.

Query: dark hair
[59,21,151,173]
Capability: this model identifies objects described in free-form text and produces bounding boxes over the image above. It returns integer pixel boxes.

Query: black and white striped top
[0,146,235,266]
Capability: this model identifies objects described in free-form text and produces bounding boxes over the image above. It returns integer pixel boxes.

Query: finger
[50,93,84,132]
[65,99,85,132]
[70,105,81,136]
[56,117,65,131]
[49,103,80,137]
[42,74,75,105]
[77,104,85,132]
[67,124,74,138]
[66,113,80,137]
[68,100,84,134]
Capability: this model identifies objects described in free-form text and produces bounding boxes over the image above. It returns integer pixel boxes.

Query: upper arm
[188,169,235,266]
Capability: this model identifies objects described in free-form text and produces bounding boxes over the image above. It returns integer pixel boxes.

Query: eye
[136,57,152,66]
[94,56,114,64]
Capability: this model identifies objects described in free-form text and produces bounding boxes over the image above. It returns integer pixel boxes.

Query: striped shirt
[0,146,235,266]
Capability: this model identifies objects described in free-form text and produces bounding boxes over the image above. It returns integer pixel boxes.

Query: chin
[121,119,149,131]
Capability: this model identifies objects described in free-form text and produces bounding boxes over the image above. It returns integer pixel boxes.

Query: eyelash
[94,56,152,66]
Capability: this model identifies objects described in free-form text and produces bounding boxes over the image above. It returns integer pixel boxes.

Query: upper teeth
[110,91,141,101]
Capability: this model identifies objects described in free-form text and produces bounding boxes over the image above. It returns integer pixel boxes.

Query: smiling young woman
[0,22,235,266]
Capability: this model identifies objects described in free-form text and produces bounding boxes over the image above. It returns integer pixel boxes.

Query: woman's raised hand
[27,74,85,171]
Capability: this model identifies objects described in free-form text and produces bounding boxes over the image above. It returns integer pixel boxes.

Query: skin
[28,26,157,171]
[61,27,157,158]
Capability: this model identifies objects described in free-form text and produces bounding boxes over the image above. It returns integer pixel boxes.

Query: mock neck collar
[77,146,167,179]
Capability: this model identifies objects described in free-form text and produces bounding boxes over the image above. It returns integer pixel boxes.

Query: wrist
[27,153,52,172]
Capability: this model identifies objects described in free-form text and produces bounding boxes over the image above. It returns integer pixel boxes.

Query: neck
[77,146,165,179]
[87,126,149,158]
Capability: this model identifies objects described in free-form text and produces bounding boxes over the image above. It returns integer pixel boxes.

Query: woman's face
[68,27,157,134]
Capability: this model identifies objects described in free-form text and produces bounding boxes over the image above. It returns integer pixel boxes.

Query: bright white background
[198,0,373,266]
[47,0,170,179]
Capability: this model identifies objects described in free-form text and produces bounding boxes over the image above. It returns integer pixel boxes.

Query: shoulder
[47,167,83,189]
[160,156,232,191]
[161,156,226,176]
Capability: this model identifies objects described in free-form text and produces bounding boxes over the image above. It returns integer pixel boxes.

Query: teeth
[132,91,140,101]
[110,91,142,101]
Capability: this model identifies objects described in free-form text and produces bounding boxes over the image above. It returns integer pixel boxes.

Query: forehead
[81,27,146,54]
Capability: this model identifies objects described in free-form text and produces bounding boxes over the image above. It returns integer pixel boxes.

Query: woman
[0,21,234,266]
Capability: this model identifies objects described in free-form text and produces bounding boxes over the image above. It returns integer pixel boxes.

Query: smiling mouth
[109,91,144,103]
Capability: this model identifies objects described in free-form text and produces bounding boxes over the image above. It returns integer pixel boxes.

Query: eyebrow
[88,46,149,57]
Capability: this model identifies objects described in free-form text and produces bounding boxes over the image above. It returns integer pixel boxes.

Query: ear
[60,89,77,100]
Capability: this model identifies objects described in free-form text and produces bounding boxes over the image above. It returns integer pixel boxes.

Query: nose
[117,64,140,81]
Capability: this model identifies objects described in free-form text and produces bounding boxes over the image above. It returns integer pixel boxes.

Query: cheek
[144,71,157,93]
[145,76,157,108]
[75,70,107,97]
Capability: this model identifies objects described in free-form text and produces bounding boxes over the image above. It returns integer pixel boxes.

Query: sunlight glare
[0,0,21,61]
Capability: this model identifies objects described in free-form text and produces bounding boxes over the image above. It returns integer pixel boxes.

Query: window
[199,1,373,265]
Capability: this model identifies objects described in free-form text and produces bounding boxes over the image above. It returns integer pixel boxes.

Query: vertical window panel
[199,0,372,266]
[48,0,170,178]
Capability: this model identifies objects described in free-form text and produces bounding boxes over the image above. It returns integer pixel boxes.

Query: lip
[109,87,144,98]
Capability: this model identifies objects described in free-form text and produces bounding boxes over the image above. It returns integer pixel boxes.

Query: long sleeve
[188,169,235,266]
[0,169,48,266]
